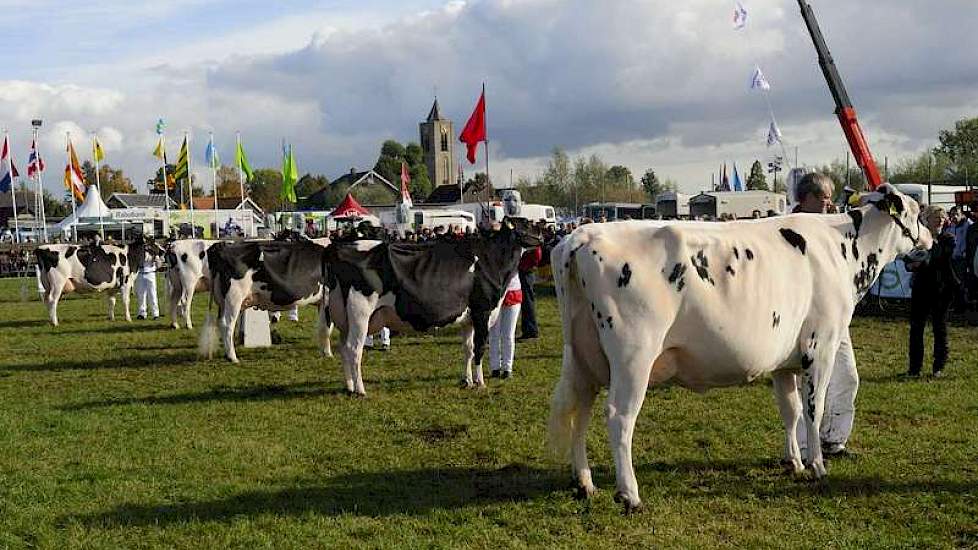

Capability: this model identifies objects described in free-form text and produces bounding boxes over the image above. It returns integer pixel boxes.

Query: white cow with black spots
[548,184,930,513]
[35,238,162,326]
[166,239,218,329]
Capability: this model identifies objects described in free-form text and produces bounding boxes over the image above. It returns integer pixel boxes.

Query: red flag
[400,161,413,208]
[459,89,486,164]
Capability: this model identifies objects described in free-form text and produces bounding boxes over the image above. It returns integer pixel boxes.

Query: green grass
[0,277,976,549]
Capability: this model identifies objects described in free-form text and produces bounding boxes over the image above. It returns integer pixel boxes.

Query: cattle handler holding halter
[792,172,857,457]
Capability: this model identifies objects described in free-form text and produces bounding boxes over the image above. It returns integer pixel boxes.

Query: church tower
[419,99,456,188]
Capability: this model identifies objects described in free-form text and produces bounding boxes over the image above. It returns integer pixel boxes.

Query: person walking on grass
[489,271,522,379]
[904,205,959,379]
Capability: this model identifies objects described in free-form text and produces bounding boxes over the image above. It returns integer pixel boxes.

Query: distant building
[419,99,456,188]
[106,193,177,209]
[305,168,399,208]
[0,190,39,225]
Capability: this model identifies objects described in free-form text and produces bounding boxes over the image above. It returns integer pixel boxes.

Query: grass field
[1,277,976,549]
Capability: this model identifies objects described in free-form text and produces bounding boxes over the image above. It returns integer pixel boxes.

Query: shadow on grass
[0,318,49,329]
[2,352,200,373]
[72,464,561,526]
[54,323,170,335]
[61,382,344,411]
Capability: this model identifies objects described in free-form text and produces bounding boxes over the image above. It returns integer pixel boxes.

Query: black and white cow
[167,233,330,330]
[203,239,333,363]
[35,237,162,326]
[322,222,542,395]
[547,184,930,512]
[165,239,218,330]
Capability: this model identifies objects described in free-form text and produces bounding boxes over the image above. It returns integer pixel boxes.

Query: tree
[43,190,70,218]
[374,139,407,185]
[746,160,768,191]
[214,165,244,200]
[606,165,634,188]
[640,169,674,200]
[934,117,978,183]
[247,168,284,212]
[373,139,431,200]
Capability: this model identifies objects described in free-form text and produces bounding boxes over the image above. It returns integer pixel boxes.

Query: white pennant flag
[767,121,782,147]
[733,1,748,30]
[751,66,771,91]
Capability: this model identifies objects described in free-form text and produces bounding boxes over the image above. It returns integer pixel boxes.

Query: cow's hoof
[780,459,805,476]
[459,379,474,389]
[574,482,596,500]
[613,491,643,515]
[346,390,366,399]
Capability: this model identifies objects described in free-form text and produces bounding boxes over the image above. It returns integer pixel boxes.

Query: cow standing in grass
[35,237,162,326]
[165,239,218,330]
[548,185,929,512]
[322,222,541,395]
[203,238,333,363]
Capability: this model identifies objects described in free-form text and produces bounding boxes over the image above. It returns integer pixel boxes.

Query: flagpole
[210,133,219,238]
[32,125,48,242]
[482,82,491,205]
[157,130,170,237]
[186,131,196,236]
[92,134,105,240]
[65,132,78,242]
[235,131,248,237]
[5,131,20,243]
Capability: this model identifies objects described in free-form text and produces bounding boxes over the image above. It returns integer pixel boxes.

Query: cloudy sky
[1,0,976,196]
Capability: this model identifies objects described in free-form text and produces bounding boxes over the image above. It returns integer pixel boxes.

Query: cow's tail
[548,234,588,460]
[198,270,220,359]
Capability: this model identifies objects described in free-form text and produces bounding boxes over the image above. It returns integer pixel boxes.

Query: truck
[688,191,788,219]
[655,191,691,219]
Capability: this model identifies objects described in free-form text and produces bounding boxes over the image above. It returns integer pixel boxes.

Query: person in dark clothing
[517,245,542,340]
[905,206,959,379]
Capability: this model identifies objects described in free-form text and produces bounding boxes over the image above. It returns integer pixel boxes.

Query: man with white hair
[793,172,858,456]
[135,246,160,320]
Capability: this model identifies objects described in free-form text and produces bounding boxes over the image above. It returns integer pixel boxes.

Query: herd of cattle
[32,185,930,513]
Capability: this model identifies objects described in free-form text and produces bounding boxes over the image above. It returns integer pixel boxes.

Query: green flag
[235,140,254,181]
[172,136,189,182]
[280,144,298,203]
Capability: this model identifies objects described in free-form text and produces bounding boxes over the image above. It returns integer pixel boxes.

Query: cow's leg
[181,276,196,329]
[43,273,64,326]
[459,324,476,388]
[220,283,247,363]
[341,292,375,395]
[570,378,600,499]
[799,334,840,479]
[121,277,133,322]
[772,371,805,474]
[168,274,182,329]
[471,311,492,387]
[316,297,333,358]
[604,340,659,513]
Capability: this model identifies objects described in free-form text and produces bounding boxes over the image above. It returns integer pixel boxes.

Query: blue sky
[0,0,975,197]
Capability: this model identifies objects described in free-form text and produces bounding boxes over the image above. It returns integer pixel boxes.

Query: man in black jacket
[905,206,959,378]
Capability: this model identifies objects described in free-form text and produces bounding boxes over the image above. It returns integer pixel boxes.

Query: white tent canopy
[54,185,111,233]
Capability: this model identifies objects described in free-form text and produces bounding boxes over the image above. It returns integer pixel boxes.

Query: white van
[411,209,476,232]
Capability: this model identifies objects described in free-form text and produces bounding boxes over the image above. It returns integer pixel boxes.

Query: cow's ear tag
[888,203,898,216]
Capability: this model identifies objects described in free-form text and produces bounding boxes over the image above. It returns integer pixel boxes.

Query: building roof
[426,98,443,122]
[190,196,265,214]
[0,190,39,212]
[426,184,462,204]
[106,193,176,209]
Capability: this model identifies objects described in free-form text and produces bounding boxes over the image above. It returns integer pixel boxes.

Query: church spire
[426,98,442,122]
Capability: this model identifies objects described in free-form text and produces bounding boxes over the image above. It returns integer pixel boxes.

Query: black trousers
[908,287,953,375]
[519,271,538,337]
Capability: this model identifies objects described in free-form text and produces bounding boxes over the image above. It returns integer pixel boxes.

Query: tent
[330,193,372,218]
[54,184,111,234]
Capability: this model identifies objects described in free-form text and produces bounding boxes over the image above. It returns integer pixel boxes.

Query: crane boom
[798,0,883,189]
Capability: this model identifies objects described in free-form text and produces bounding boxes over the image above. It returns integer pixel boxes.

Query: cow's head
[501,217,544,248]
[864,183,932,257]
